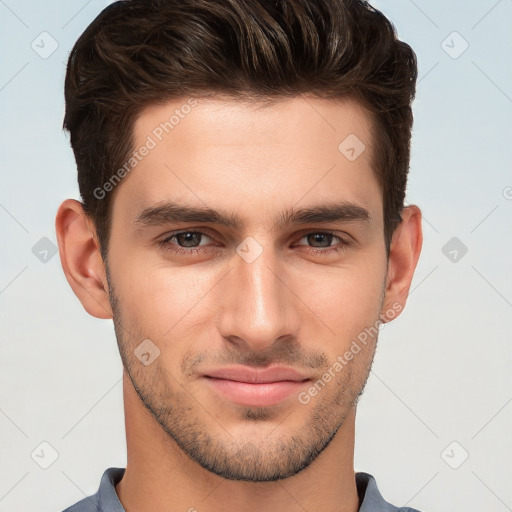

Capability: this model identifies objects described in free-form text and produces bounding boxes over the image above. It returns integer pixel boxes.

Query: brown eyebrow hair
[134,200,371,230]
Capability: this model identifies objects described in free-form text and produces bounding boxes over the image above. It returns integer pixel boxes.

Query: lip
[202,365,311,407]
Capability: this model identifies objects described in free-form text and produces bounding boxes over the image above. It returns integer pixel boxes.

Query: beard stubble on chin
[105,267,380,482]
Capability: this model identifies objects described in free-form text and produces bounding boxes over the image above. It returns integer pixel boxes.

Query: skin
[56,95,422,512]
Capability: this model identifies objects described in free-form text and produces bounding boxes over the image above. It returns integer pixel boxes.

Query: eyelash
[157,230,352,256]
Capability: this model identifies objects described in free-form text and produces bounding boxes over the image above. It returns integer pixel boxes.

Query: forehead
[113,95,381,228]
[135,94,373,156]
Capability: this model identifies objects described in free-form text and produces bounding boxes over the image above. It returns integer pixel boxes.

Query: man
[56,0,423,510]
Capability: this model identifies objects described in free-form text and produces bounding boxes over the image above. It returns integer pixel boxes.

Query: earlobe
[380,205,423,323]
[55,199,113,319]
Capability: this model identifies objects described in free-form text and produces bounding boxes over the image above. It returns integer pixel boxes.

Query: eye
[158,230,216,255]
[294,231,351,254]
[156,229,352,257]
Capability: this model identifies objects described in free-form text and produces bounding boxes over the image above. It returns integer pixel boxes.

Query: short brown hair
[64,0,417,259]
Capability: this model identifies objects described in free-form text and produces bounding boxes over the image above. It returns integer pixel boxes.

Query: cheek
[294,256,386,342]
[118,264,221,339]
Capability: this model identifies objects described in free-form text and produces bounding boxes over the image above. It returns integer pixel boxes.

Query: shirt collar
[356,471,408,511]
[93,467,406,512]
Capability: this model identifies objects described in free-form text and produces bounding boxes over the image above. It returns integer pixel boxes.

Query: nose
[216,242,301,354]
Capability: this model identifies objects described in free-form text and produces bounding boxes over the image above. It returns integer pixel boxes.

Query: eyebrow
[134,200,371,229]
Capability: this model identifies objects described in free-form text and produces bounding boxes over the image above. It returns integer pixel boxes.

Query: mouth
[202,365,311,407]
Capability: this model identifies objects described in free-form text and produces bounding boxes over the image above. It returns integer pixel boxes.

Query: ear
[380,205,423,323]
[55,199,113,319]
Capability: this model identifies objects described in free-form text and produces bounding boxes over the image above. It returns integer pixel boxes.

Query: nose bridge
[218,238,299,350]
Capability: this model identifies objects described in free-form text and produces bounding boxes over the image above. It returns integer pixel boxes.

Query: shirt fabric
[61,467,422,512]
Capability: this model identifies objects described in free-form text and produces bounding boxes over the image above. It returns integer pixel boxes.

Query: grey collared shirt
[61,467,422,512]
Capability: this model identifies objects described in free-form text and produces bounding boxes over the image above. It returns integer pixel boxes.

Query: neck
[116,372,360,512]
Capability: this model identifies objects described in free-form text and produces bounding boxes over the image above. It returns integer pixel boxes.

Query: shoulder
[356,472,424,512]
[60,497,100,512]
[59,467,126,512]
[62,496,102,512]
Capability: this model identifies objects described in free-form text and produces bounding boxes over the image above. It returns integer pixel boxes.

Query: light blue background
[0,1,511,511]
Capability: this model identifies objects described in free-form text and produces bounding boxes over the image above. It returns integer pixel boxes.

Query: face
[105,95,390,481]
